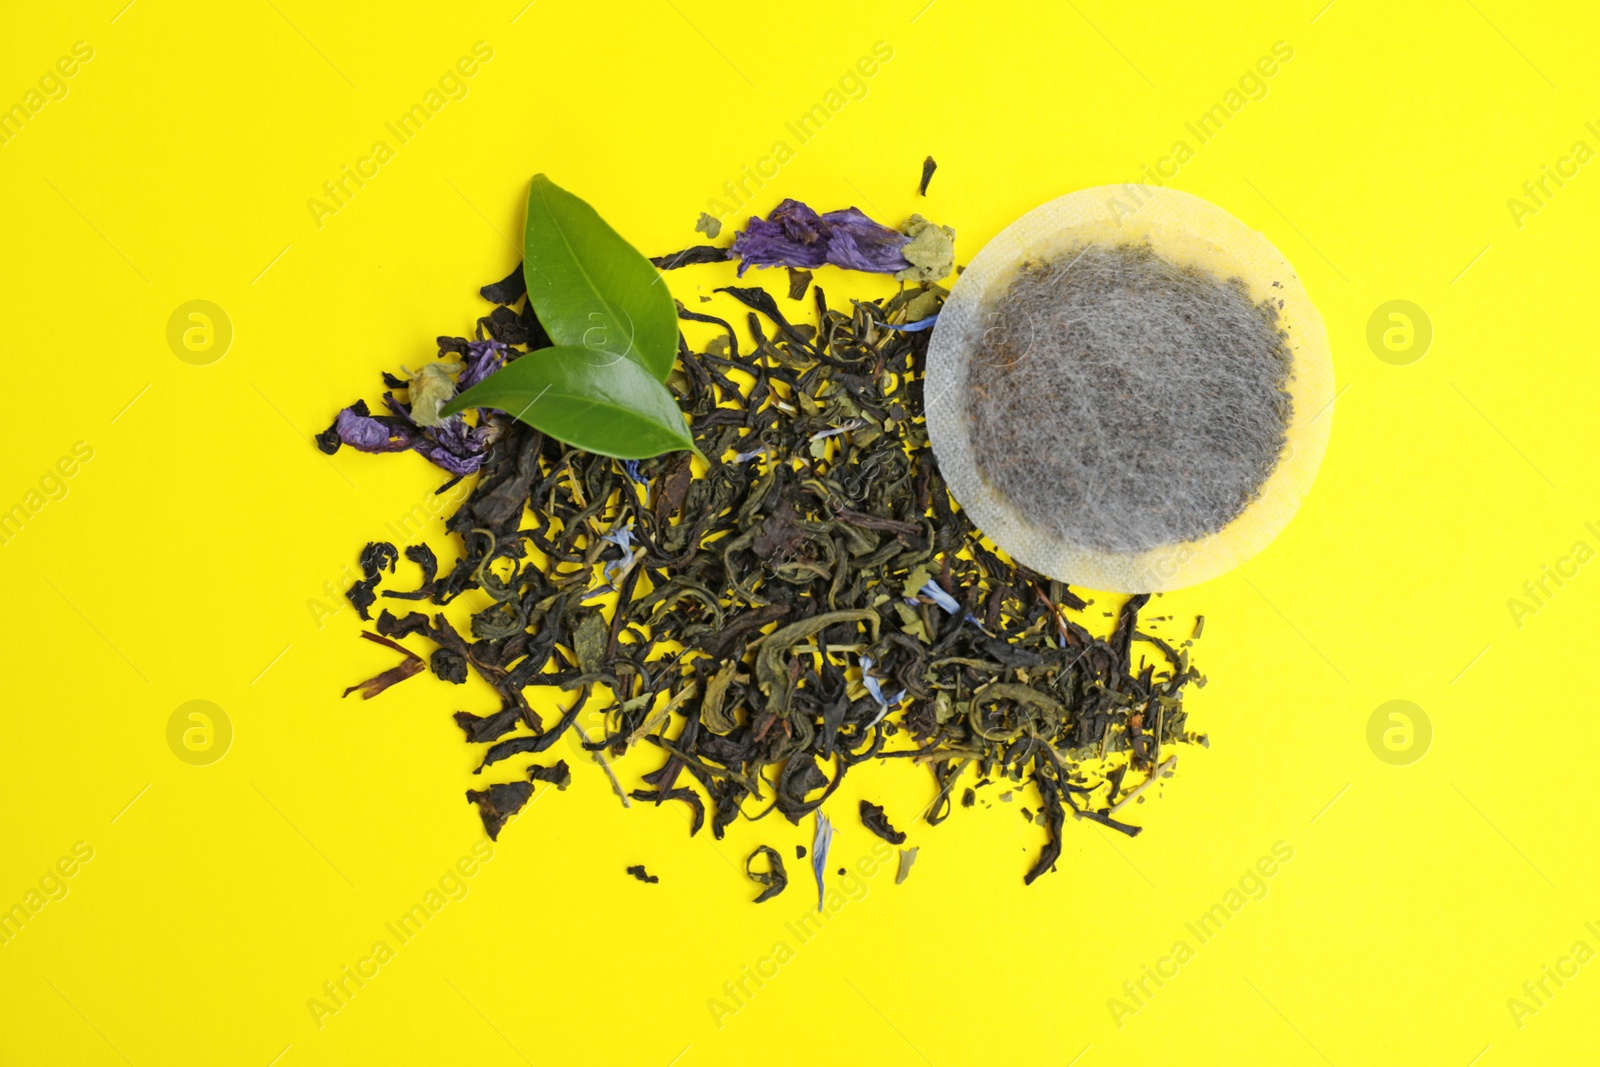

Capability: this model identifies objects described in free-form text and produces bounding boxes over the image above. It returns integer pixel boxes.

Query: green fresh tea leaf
[523,174,679,381]
[440,346,697,459]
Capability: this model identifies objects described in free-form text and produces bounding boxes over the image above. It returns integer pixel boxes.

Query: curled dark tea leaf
[859,800,906,845]
[745,845,788,903]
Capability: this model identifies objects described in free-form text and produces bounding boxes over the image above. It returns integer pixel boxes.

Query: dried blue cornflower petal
[811,810,834,912]
[859,654,906,728]
[731,199,911,276]
[621,459,644,482]
[808,418,865,445]
[919,579,961,615]
[600,523,635,553]
[599,522,636,583]
[880,313,940,333]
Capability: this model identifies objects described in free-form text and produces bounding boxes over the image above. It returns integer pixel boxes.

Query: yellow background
[2,1,1596,1064]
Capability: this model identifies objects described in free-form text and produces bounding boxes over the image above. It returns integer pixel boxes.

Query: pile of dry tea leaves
[320,263,1209,887]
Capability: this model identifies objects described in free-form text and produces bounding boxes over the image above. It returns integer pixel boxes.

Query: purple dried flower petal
[342,394,489,476]
[730,199,911,276]
[412,416,491,476]
[460,340,508,391]
[320,400,417,454]
[816,207,911,273]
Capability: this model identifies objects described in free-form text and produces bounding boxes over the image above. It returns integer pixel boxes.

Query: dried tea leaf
[745,845,788,903]
[650,245,733,269]
[625,864,659,883]
[918,155,937,196]
[454,708,521,744]
[465,781,532,840]
[859,800,906,845]
[700,659,741,734]
[341,631,424,699]
[528,760,571,790]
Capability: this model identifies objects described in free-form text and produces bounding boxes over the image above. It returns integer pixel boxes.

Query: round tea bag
[925,186,1334,592]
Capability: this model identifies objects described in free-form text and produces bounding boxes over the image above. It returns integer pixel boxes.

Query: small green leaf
[523,174,679,381]
[440,346,697,459]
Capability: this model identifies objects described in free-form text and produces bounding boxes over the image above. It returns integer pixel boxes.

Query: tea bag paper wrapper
[925,186,1334,592]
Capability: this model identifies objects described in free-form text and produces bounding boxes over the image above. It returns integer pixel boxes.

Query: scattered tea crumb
[999,791,1013,803]
[919,155,937,196]
[787,267,812,300]
[626,864,659,884]
[795,845,806,859]
[896,847,919,884]
[695,211,722,239]
[528,760,571,790]
[1109,755,1178,815]
[961,788,976,808]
